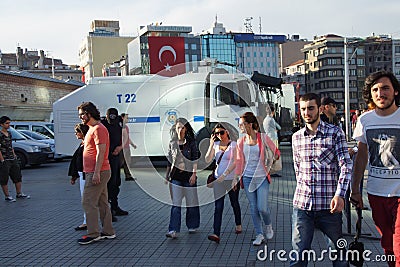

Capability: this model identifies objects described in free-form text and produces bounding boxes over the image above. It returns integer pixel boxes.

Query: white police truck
[53,69,277,165]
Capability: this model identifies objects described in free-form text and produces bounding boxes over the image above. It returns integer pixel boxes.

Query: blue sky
[1,0,400,64]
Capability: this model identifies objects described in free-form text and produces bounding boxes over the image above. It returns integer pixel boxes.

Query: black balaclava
[106,108,119,125]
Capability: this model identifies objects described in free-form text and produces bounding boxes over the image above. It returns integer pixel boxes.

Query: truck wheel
[15,152,27,169]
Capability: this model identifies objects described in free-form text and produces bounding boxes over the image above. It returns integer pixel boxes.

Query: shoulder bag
[260,134,282,174]
[207,142,231,188]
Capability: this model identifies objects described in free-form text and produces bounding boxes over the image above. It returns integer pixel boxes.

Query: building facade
[302,34,366,115]
[200,21,286,76]
[393,39,400,81]
[234,33,285,76]
[79,20,134,83]
[0,69,83,121]
[128,24,201,75]
[0,48,83,81]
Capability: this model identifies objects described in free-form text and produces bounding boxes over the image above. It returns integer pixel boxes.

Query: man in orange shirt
[77,102,115,245]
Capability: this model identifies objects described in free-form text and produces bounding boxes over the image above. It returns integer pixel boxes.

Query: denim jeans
[212,180,241,236]
[242,176,271,235]
[168,179,200,232]
[290,208,348,267]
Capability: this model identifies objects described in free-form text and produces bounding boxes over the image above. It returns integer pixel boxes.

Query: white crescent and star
[158,45,177,71]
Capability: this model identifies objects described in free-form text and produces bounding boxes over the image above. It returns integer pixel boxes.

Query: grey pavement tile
[0,145,387,266]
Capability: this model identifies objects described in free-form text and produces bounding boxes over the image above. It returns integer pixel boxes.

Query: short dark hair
[300,93,321,107]
[77,102,100,120]
[0,116,11,124]
[121,113,128,118]
[269,106,275,112]
[74,123,89,136]
[364,70,400,108]
[240,112,259,131]
[321,96,336,106]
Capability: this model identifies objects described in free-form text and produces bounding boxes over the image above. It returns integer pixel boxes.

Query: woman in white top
[236,112,280,246]
[205,123,242,243]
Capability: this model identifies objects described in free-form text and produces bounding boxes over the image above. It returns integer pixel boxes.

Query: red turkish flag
[148,37,185,77]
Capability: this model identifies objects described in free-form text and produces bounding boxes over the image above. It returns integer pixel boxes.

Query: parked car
[17,129,68,161]
[11,121,54,139]
[8,127,54,168]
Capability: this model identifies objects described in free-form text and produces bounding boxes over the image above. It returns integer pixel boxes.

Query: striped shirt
[292,120,352,211]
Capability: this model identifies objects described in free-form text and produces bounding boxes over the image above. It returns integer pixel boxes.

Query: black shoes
[113,207,129,216]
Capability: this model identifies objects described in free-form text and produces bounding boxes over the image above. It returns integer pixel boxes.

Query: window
[32,126,52,138]
[191,43,197,50]
[13,125,29,130]
[254,52,257,57]
[254,62,257,67]
[215,83,239,106]
[185,43,188,49]
[260,52,263,57]
[247,52,250,57]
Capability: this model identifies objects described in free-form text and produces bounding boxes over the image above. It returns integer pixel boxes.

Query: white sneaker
[166,231,177,239]
[252,234,265,246]
[265,224,274,239]
[5,196,16,202]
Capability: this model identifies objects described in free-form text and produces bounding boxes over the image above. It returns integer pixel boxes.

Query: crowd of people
[1,70,399,266]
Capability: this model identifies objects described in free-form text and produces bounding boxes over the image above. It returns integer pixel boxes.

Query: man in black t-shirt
[101,108,128,219]
[320,96,339,126]
[0,116,30,202]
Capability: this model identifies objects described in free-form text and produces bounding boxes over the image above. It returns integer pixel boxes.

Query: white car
[17,130,68,161]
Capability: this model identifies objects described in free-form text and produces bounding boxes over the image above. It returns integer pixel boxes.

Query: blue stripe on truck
[129,117,160,123]
[193,116,204,122]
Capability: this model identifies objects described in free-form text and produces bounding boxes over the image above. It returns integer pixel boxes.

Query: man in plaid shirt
[290,93,352,267]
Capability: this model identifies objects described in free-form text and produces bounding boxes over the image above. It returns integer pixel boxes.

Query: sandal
[207,234,220,244]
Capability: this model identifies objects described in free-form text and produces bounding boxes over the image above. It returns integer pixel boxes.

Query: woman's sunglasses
[214,130,225,136]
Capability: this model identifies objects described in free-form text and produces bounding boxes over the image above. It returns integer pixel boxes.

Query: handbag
[261,134,282,174]
[207,142,231,188]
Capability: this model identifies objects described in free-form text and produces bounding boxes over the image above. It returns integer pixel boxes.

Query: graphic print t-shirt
[353,108,400,197]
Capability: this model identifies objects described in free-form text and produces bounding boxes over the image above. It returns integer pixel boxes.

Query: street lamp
[344,38,350,141]
[343,37,363,141]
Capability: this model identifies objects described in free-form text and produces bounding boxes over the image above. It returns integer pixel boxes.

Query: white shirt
[263,116,281,141]
[213,141,236,180]
[243,143,267,178]
[353,108,400,197]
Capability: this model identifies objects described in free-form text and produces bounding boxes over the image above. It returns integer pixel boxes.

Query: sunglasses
[214,130,225,136]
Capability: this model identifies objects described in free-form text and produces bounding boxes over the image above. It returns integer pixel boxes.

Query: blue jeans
[290,208,348,267]
[242,176,271,235]
[212,180,241,236]
[168,179,200,232]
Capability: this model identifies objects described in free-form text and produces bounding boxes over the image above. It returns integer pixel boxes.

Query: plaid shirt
[292,120,352,211]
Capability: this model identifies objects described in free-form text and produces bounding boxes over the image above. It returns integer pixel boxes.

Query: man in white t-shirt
[262,106,281,148]
[351,71,400,267]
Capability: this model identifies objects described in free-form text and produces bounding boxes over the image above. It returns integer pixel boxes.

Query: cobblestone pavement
[0,144,387,266]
